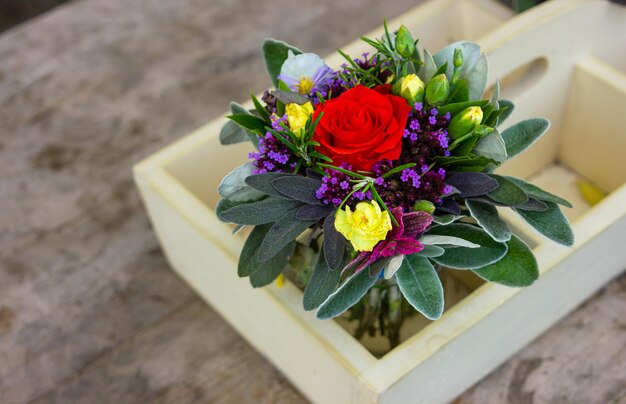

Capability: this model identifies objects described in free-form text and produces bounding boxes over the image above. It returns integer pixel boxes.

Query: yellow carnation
[286,102,314,138]
[334,200,392,252]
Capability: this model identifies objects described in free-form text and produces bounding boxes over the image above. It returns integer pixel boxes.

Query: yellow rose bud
[393,74,424,104]
[286,102,314,138]
[448,106,483,139]
[334,200,392,252]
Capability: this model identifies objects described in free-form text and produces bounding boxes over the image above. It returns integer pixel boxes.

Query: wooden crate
[133,0,626,402]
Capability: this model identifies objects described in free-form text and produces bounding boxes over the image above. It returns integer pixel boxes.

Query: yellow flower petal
[333,200,392,252]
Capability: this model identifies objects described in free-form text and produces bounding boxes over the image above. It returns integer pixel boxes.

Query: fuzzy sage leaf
[515,201,574,246]
[395,255,444,320]
[429,223,508,269]
[316,267,379,319]
[303,249,342,310]
[473,234,538,287]
[501,118,550,158]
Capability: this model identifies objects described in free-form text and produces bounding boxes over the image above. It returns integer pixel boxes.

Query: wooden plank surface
[0,0,623,403]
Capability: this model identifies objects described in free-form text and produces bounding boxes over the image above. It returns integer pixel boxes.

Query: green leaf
[251,93,271,122]
[487,174,528,206]
[447,79,469,103]
[496,100,514,126]
[316,267,379,319]
[303,249,342,310]
[258,212,316,262]
[218,197,301,225]
[515,202,574,246]
[249,241,295,287]
[216,198,251,222]
[271,90,309,105]
[262,39,302,87]
[419,49,438,82]
[432,214,460,225]
[420,234,480,248]
[415,245,445,257]
[271,176,322,204]
[501,118,550,158]
[395,255,444,320]
[217,163,266,202]
[238,224,271,277]
[323,213,346,271]
[466,53,488,100]
[219,120,249,145]
[473,234,538,287]
[473,129,508,163]
[227,113,268,134]
[230,102,249,115]
[429,223,508,269]
[504,176,572,208]
[245,172,293,199]
[433,41,481,80]
[466,199,512,242]
[436,99,489,116]
[434,154,497,172]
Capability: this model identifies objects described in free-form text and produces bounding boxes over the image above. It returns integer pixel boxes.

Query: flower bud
[448,106,483,139]
[425,74,450,106]
[394,25,416,58]
[453,48,463,68]
[392,74,424,104]
[413,200,435,214]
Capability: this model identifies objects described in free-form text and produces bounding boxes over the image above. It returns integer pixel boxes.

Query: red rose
[313,85,411,171]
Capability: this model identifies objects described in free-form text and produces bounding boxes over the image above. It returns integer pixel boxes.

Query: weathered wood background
[0,0,624,403]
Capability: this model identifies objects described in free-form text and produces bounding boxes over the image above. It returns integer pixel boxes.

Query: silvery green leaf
[489,80,500,109]
[429,224,508,269]
[249,241,295,288]
[466,53,488,100]
[258,212,316,262]
[218,198,301,225]
[384,255,405,279]
[271,90,309,105]
[497,100,514,126]
[271,176,322,204]
[218,163,266,202]
[515,202,574,246]
[419,49,438,82]
[505,176,572,208]
[415,245,445,258]
[501,118,550,159]
[473,235,538,287]
[432,214,461,225]
[433,41,481,80]
[323,213,346,271]
[474,129,508,163]
[230,101,249,115]
[262,39,303,87]
[486,174,528,206]
[245,172,294,199]
[316,266,379,319]
[219,120,249,145]
[395,255,444,320]
[303,249,342,310]
[420,234,480,249]
[446,172,499,197]
[466,199,512,242]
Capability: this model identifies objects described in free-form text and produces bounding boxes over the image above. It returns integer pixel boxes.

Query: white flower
[278,51,334,95]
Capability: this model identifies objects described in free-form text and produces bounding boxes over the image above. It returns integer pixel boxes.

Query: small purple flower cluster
[248,115,298,174]
[315,164,373,206]
[402,103,451,156]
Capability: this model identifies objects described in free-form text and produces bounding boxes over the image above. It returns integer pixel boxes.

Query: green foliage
[258,210,317,262]
[515,202,575,246]
[249,241,296,287]
[429,224,508,269]
[227,113,267,135]
[303,250,342,310]
[466,53,488,100]
[505,176,572,208]
[316,267,380,319]
[323,213,346,271]
[218,197,301,225]
[466,199,512,242]
[218,163,266,202]
[473,129,508,163]
[262,39,302,87]
[238,224,272,277]
[395,255,444,320]
[473,235,538,287]
[501,118,550,158]
[486,174,528,206]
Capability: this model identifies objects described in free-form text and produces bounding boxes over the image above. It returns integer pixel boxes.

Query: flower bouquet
[216,22,573,350]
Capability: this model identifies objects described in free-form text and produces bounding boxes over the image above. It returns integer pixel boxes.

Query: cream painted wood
[134,0,626,403]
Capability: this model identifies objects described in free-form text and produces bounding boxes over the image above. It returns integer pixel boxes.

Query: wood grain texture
[0,0,623,403]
